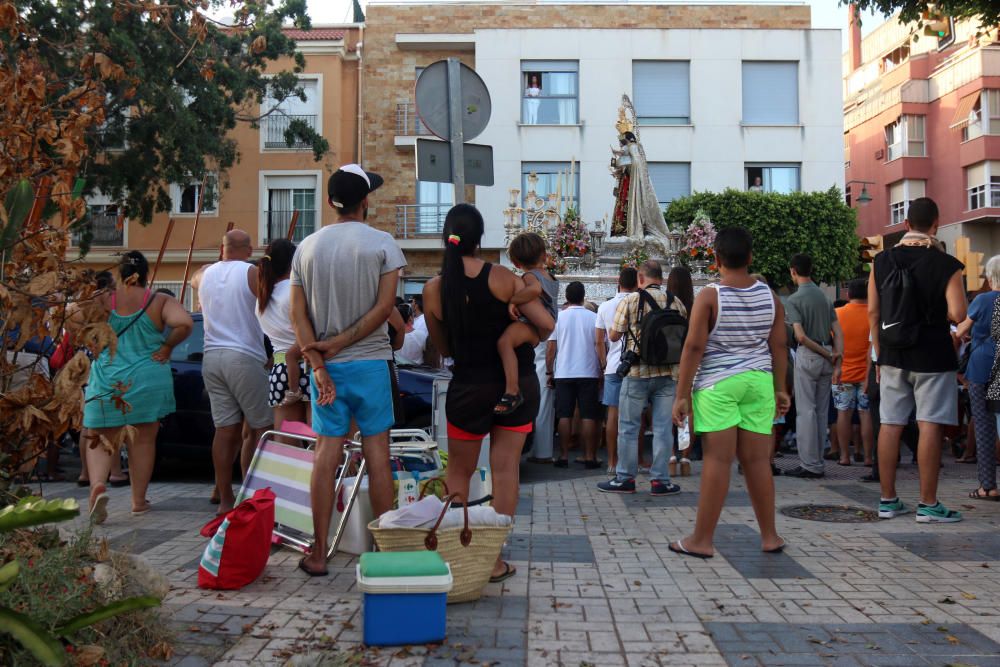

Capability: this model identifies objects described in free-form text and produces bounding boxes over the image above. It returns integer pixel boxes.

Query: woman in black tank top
[422,205,554,583]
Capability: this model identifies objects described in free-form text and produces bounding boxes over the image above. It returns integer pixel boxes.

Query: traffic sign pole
[446,58,466,205]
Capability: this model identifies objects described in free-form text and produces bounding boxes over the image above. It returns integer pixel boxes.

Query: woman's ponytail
[258,238,296,313]
[439,204,484,362]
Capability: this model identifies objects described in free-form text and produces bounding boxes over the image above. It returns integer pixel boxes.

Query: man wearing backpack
[869,197,967,523]
[598,260,688,495]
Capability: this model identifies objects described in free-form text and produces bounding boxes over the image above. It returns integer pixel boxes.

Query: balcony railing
[265,210,315,244]
[395,103,432,137]
[262,114,317,149]
[396,204,449,239]
[73,211,124,247]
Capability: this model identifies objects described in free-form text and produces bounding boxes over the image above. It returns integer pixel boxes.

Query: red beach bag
[197,487,276,590]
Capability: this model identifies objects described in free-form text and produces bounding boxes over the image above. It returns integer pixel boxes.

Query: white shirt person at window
[749,176,764,192]
[524,74,541,124]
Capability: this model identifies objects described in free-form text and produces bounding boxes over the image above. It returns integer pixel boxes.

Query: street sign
[416,139,494,187]
[414,60,492,142]
[413,58,494,204]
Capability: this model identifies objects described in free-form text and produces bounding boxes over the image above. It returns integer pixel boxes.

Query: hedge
[664,187,859,289]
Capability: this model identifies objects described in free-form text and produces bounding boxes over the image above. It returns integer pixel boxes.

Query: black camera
[616,350,639,379]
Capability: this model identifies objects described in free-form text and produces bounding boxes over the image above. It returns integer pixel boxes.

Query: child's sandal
[494,393,524,415]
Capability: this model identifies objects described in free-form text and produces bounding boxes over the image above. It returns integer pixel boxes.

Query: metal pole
[447,58,466,205]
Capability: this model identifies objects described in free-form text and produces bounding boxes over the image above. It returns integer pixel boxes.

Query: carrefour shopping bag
[198,487,276,590]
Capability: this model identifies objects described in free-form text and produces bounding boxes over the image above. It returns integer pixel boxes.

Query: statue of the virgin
[610,95,671,243]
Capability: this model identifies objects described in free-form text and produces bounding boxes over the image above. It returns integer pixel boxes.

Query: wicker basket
[368,491,511,604]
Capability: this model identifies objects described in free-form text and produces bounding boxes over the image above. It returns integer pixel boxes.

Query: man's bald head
[222,229,253,260]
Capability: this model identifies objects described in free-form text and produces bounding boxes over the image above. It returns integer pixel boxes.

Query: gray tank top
[529,269,559,321]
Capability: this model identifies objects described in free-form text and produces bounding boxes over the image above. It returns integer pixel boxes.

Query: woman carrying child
[422,205,554,582]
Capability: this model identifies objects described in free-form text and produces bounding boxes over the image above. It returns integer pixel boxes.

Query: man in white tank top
[193,229,273,514]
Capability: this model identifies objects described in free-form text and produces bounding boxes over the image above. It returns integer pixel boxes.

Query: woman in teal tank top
[79,251,193,523]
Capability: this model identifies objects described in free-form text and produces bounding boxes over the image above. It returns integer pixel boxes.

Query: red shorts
[445,374,540,439]
[447,421,533,441]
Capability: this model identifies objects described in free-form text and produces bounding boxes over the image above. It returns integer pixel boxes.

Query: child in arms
[495,232,557,415]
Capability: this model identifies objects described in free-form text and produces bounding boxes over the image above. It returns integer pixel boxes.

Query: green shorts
[692,370,775,435]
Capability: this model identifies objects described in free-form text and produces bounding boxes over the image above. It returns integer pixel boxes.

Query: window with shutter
[742,62,798,125]
[632,62,690,125]
[648,163,690,211]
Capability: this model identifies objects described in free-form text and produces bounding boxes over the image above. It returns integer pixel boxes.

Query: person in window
[524,74,541,124]
[749,176,764,192]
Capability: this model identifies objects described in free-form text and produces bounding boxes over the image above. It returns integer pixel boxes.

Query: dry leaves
[71,645,105,667]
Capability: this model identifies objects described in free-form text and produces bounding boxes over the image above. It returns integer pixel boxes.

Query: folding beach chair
[236,428,441,559]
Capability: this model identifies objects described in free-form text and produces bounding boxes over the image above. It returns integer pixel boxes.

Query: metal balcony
[395,103,432,137]
[73,211,124,247]
[264,210,316,244]
[262,114,317,149]
[395,204,449,239]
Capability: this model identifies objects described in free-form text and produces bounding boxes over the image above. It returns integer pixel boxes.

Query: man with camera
[598,260,688,495]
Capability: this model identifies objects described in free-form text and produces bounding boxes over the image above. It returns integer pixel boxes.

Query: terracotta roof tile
[282,28,347,41]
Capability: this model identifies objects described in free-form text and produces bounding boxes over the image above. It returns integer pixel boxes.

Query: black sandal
[489,562,516,583]
[969,489,1000,501]
[494,393,524,415]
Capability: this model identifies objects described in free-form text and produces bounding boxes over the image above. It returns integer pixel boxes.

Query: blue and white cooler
[356,551,453,646]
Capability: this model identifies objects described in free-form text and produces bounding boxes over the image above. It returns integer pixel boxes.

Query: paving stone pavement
[40,456,1000,666]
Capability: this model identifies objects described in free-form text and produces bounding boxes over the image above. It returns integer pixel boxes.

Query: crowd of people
[71,163,993,574]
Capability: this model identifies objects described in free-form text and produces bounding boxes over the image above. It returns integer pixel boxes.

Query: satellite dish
[414,60,492,142]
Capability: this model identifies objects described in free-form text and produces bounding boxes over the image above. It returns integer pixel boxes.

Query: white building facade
[471,27,845,249]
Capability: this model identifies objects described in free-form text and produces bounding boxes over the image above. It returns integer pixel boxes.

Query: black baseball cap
[327,164,384,210]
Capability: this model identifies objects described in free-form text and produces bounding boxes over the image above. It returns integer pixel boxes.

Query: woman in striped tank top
[668,227,791,559]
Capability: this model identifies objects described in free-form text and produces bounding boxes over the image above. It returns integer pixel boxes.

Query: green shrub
[665,187,859,288]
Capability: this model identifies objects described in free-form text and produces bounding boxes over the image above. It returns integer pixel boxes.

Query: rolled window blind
[742,62,798,124]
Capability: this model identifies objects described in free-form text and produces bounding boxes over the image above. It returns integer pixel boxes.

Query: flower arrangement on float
[683,209,718,275]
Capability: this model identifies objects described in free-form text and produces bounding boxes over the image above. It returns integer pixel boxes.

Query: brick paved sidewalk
[45,457,1000,667]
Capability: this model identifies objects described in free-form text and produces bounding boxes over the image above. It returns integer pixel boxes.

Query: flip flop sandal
[668,540,713,559]
[969,489,1000,501]
[297,557,328,577]
[493,393,524,415]
[764,539,787,553]
[131,503,151,516]
[89,491,109,525]
[489,562,516,583]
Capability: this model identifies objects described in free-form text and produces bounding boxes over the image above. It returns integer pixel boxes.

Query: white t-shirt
[398,327,428,365]
[596,292,628,375]
[256,280,296,354]
[552,305,600,379]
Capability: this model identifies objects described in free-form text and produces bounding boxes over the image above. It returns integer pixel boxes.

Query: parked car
[158,313,213,459]
[157,315,444,460]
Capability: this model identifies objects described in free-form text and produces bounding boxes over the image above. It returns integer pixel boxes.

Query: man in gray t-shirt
[290,164,406,576]
[784,253,844,479]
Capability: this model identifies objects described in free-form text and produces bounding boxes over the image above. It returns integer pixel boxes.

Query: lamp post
[846,180,875,207]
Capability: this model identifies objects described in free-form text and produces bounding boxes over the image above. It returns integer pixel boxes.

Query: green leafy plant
[0,497,162,666]
[665,187,859,288]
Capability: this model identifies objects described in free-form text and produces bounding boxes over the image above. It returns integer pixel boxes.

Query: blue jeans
[615,376,675,483]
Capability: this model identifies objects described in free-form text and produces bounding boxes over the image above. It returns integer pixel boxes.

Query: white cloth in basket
[378,496,513,529]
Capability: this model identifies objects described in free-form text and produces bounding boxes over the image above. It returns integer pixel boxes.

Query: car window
[171,319,204,362]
